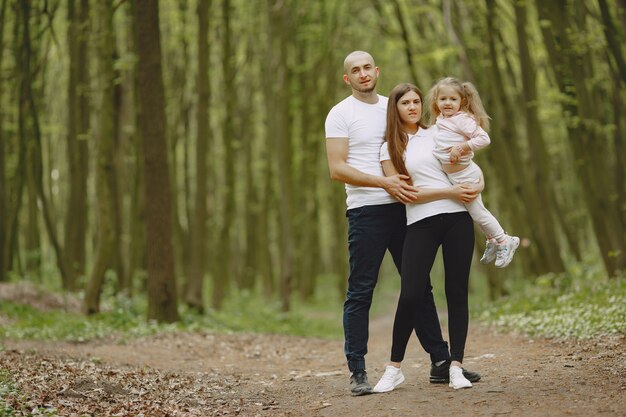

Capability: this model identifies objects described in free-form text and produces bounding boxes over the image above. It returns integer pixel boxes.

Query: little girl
[428,77,519,268]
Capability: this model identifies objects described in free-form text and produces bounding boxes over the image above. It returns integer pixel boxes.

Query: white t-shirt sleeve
[325,107,349,139]
[379,142,390,161]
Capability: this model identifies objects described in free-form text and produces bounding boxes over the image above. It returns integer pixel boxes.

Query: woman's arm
[382,160,484,204]
[411,184,480,204]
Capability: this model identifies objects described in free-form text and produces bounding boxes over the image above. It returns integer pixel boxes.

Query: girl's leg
[464,194,505,242]
[447,162,505,241]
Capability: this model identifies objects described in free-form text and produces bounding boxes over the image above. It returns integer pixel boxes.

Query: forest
[0,0,625,323]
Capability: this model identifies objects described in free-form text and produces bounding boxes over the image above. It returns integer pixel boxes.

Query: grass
[476,266,626,339]
[1,259,623,344]
[0,279,344,343]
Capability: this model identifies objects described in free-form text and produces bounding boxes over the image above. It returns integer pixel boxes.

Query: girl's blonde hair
[426,77,490,131]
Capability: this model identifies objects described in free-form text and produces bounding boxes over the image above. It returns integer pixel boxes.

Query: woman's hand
[451,183,480,203]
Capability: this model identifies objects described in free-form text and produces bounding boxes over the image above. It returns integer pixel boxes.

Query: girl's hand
[448,145,465,164]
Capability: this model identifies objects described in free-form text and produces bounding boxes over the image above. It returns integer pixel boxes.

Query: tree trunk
[598,0,626,86]
[83,0,117,315]
[483,0,543,275]
[213,0,235,309]
[126,0,146,290]
[513,1,565,272]
[64,0,90,291]
[134,0,179,322]
[24,167,40,274]
[536,0,626,276]
[20,0,69,284]
[0,0,7,281]
[168,0,192,293]
[186,0,211,312]
[267,0,294,312]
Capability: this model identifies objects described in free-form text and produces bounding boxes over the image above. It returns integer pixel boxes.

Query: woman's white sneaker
[449,365,472,389]
[373,365,405,393]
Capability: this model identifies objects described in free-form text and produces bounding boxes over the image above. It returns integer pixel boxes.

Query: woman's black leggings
[390,212,474,363]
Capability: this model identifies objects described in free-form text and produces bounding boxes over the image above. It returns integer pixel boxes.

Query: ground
[1,311,625,417]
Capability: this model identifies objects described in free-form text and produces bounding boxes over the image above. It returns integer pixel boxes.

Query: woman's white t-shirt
[325,95,396,210]
[380,126,466,225]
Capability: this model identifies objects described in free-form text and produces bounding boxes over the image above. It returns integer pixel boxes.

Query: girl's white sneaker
[449,365,472,389]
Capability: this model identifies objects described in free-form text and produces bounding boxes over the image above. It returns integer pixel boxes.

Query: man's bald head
[343,51,375,73]
[342,51,379,95]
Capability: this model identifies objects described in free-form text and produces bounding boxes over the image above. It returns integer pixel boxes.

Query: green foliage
[0,286,342,344]
[477,266,626,338]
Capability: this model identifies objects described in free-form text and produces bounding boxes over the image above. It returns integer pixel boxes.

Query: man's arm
[326,138,418,204]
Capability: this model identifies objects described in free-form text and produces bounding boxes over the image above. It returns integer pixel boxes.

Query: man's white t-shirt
[325,95,395,210]
[380,126,466,225]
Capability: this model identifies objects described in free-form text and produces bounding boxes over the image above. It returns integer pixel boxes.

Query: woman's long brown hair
[385,83,426,183]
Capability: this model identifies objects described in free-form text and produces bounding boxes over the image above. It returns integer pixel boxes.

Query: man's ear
[343,74,350,85]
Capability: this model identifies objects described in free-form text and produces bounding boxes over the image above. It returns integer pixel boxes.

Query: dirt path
[2,313,625,416]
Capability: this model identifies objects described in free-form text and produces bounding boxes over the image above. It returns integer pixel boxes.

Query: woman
[373,83,482,392]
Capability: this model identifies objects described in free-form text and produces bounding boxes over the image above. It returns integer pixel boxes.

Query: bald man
[325,51,480,396]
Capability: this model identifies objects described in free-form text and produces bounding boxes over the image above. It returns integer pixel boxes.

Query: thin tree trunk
[126,0,146,290]
[0,0,7,281]
[267,0,294,312]
[186,0,211,311]
[612,68,626,233]
[213,0,235,309]
[24,168,40,274]
[390,0,420,86]
[598,0,626,86]
[20,0,69,284]
[83,0,117,314]
[64,0,90,290]
[110,44,127,294]
[168,0,192,291]
[5,4,25,278]
[134,0,179,322]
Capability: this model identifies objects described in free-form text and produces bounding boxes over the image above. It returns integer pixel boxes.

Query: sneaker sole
[495,237,520,268]
[351,387,373,396]
[373,374,405,393]
[449,382,473,389]
[430,375,481,383]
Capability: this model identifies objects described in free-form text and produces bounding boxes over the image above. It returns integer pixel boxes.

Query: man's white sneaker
[373,365,405,393]
[495,236,520,268]
[449,365,472,389]
[480,240,497,264]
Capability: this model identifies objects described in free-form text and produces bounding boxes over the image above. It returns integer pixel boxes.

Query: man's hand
[382,174,419,204]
